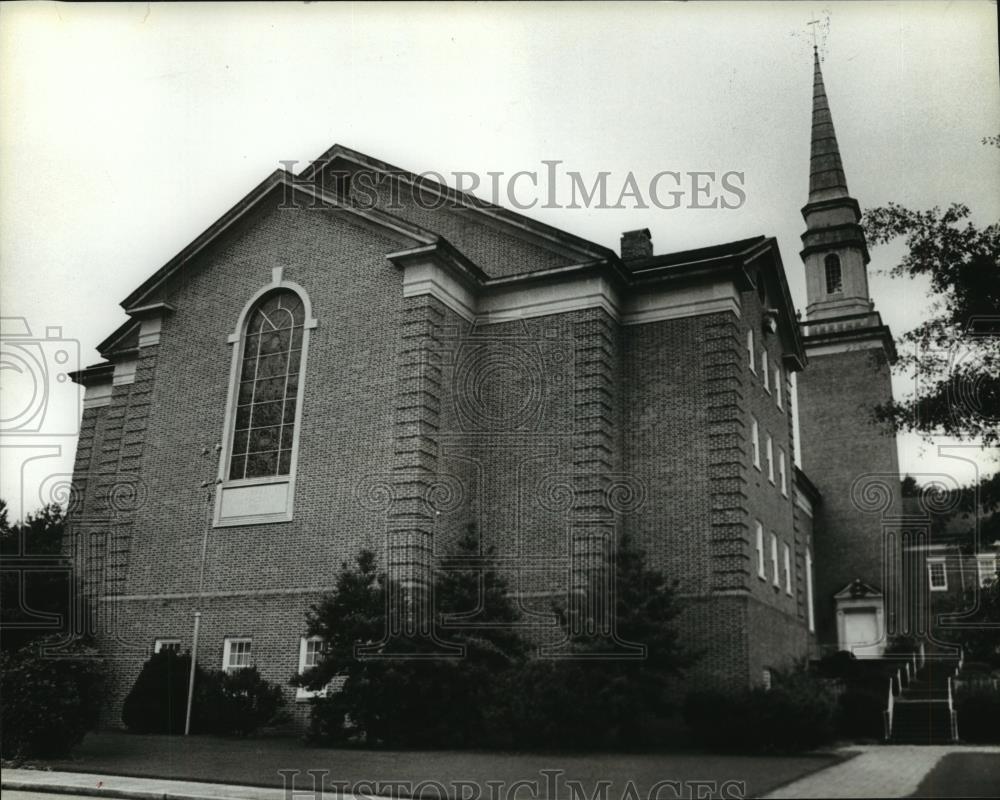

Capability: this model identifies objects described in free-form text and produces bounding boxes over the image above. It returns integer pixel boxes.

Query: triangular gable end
[298,144,618,266]
[833,579,883,600]
[119,170,442,314]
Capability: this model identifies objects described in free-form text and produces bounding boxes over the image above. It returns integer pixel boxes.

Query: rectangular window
[783,543,793,595]
[296,636,324,700]
[154,638,181,654]
[766,435,774,483]
[805,548,816,633]
[779,448,788,496]
[222,637,252,671]
[927,560,947,592]
[762,351,770,392]
[751,416,761,469]
[762,668,772,691]
[747,330,756,373]
[775,366,783,409]
[977,555,997,587]
[770,533,780,587]
[756,522,766,580]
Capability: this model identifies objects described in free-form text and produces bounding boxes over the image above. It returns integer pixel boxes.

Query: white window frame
[766,435,774,484]
[779,448,788,497]
[222,637,253,671]
[747,329,756,373]
[805,548,816,633]
[927,558,948,592]
[762,350,770,392]
[296,636,325,700]
[770,533,780,587]
[154,638,181,654]
[755,521,766,580]
[977,555,997,587]
[214,270,318,528]
[783,543,793,595]
[751,416,760,469]
[775,366,783,409]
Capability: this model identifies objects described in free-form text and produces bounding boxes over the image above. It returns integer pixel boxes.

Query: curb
[1,772,397,800]
[2,780,224,800]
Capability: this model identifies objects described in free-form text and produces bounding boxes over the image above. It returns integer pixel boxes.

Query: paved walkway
[763,744,1000,798]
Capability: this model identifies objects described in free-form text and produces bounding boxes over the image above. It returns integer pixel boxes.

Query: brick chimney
[620,228,653,260]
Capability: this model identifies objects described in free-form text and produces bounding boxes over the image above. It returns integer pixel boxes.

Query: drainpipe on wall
[185,464,220,735]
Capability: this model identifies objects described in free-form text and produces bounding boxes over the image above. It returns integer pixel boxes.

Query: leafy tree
[901,474,1000,553]
[863,172,1000,444]
[0,502,75,653]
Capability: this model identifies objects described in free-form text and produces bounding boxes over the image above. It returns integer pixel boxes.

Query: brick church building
[68,50,905,723]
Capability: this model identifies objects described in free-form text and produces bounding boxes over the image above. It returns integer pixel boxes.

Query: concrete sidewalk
[762,744,1000,799]
[1,769,373,800]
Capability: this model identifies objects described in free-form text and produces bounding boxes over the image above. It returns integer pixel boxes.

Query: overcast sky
[1,1,998,519]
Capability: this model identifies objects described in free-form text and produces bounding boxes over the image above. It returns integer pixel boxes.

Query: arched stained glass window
[229,290,305,480]
[824,253,843,295]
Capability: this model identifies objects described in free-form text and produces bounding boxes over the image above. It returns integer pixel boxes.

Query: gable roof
[298,144,617,265]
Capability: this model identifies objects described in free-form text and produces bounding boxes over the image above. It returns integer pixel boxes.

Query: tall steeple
[800,48,874,321]
[808,47,850,203]
[795,46,902,656]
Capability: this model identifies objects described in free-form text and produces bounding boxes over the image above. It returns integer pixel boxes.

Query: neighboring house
[67,49,906,726]
[898,492,1000,643]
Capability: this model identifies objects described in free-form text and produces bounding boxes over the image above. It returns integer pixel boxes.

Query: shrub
[197,666,287,736]
[122,649,204,734]
[956,684,1000,743]
[123,652,285,736]
[0,636,105,760]
[682,668,838,753]
[837,685,886,739]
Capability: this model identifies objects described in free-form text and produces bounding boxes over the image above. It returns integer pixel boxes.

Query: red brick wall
[797,345,902,646]
[69,195,816,726]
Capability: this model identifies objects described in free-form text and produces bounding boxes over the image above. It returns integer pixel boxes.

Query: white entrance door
[842,607,882,657]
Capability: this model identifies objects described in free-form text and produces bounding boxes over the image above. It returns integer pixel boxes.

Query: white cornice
[805,339,886,357]
[400,260,742,326]
[83,382,113,409]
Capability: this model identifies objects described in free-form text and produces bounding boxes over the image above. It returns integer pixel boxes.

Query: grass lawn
[30,731,842,799]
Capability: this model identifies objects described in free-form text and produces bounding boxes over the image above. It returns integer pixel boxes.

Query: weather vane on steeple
[804,10,831,60]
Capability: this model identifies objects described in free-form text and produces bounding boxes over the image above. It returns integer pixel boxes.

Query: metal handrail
[884,675,895,741]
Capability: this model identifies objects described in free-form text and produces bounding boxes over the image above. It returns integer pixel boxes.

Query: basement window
[154,638,181,654]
